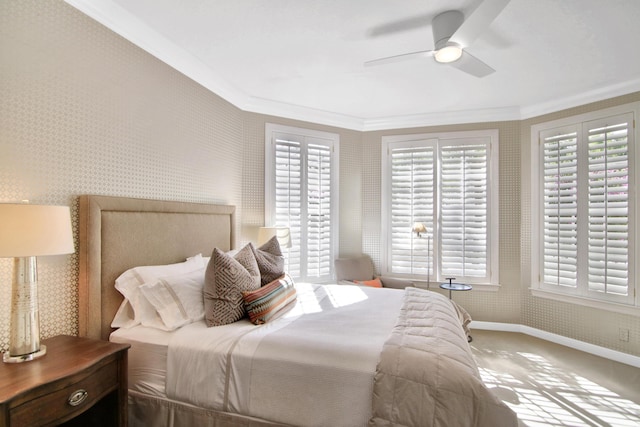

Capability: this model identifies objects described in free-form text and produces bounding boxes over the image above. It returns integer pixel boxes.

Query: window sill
[531,288,640,317]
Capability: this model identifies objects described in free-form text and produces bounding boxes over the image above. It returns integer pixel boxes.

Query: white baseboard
[470,321,640,368]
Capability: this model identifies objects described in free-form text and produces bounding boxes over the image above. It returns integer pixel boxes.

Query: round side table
[439,277,472,299]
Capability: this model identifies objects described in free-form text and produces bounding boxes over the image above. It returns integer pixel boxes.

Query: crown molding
[242,97,366,131]
[519,77,640,120]
[361,106,522,131]
[64,0,249,109]
[65,0,640,132]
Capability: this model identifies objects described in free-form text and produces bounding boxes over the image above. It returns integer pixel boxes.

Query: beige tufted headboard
[78,195,235,340]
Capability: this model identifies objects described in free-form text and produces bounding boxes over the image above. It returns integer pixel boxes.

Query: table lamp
[258,226,292,249]
[0,203,74,363]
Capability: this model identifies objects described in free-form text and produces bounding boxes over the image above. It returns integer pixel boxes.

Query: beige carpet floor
[470,330,640,427]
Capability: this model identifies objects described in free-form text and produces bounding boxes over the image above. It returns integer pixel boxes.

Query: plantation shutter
[272,132,334,282]
[389,145,434,275]
[306,143,333,279]
[274,137,302,278]
[385,133,497,284]
[541,129,579,288]
[440,143,490,280]
[586,117,631,299]
[539,113,633,304]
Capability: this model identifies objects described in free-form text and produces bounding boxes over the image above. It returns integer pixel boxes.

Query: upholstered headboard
[78,195,235,340]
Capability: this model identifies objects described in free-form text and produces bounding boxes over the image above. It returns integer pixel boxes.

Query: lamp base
[4,256,45,364]
[3,344,47,363]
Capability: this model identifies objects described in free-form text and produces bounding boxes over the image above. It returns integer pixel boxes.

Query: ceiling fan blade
[365,50,434,67]
[450,0,510,47]
[449,50,495,77]
[368,13,435,37]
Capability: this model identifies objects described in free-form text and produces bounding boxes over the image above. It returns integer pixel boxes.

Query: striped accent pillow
[242,274,297,325]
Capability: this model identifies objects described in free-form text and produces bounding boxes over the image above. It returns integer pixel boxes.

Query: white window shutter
[541,129,579,288]
[274,138,302,278]
[306,143,333,278]
[586,119,630,298]
[389,146,434,275]
[440,143,490,280]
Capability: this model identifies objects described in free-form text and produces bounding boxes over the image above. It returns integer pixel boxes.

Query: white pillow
[139,268,205,331]
[112,255,205,328]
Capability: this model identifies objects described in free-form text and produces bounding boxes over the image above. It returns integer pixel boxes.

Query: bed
[78,194,517,427]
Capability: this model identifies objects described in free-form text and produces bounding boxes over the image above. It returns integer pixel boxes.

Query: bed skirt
[128,390,290,427]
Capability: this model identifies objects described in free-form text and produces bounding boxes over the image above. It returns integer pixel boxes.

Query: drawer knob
[67,389,88,407]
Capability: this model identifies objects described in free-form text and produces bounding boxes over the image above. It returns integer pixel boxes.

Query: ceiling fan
[364,0,510,78]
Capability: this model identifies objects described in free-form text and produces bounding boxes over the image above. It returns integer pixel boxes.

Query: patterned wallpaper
[1,0,638,358]
[0,0,245,350]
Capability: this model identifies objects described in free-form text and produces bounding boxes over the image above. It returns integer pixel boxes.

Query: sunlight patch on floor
[477,349,640,426]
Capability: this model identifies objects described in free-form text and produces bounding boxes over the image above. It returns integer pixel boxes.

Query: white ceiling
[66,0,640,131]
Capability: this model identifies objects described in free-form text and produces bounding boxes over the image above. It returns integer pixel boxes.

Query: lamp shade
[412,222,427,235]
[258,226,292,248]
[0,204,74,257]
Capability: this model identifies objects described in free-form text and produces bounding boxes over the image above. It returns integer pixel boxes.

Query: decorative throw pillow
[354,277,383,288]
[204,245,261,326]
[250,237,285,286]
[242,274,297,325]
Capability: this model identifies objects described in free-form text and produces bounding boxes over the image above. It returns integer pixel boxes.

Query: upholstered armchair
[334,256,414,289]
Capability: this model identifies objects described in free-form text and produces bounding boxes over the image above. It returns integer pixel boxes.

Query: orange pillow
[353,277,383,288]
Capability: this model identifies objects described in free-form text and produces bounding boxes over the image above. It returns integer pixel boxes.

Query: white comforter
[370,287,517,426]
[166,283,405,427]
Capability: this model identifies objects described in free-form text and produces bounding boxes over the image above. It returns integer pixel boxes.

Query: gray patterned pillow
[250,237,285,286]
[204,244,261,326]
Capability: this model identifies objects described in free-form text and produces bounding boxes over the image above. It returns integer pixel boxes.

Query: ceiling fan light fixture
[434,44,462,63]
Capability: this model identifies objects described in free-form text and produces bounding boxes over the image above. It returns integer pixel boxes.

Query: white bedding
[110,325,172,398]
[111,283,494,426]
[166,282,404,427]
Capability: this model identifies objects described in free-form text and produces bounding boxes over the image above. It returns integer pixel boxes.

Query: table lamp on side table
[0,203,74,363]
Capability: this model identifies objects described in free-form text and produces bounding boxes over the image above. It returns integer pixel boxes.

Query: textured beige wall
[0,0,246,349]
[1,0,638,358]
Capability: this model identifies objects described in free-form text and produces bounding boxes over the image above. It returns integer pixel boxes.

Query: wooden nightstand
[0,335,130,427]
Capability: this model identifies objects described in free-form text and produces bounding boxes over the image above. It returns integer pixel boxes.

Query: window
[531,103,638,312]
[265,124,339,282]
[381,130,499,287]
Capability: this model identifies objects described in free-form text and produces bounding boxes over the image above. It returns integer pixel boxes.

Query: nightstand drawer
[10,358,118,426]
